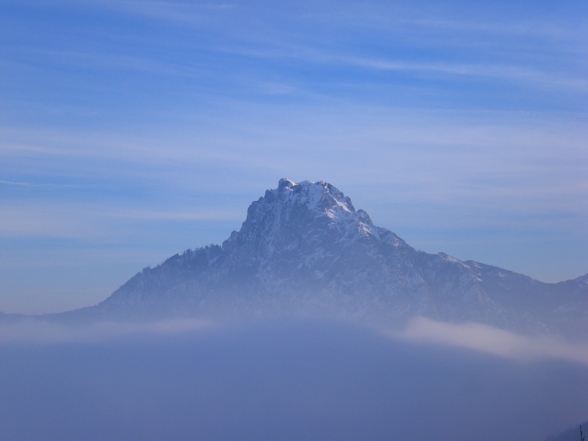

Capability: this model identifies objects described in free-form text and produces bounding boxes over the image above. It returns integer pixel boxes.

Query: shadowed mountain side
[37,179,587,337]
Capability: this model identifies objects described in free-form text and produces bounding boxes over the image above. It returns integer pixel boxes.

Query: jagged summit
[272,178,357,215]
[247,178,375,234]
[224,179,391,263]
[50,179,587,338]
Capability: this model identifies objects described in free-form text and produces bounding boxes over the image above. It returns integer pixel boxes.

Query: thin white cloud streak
[96,0,236,23]
[0,126,258,165]
[217,44,588,93]
[405,17,586,40]
[336,57,588,93]
[395,317,588,365]
[0,204,101,239]
[53,47,588,95]
[1,106,586,227]
[123,33,578,96]
[109,208,242,221]
[0,318,216,343]
[0,203,242,238]
[2,106,587,163]
[14,48,206,78]
[0,247,169,268]
[95,0,587,45]
[0,180,79,188]
[11,3,584,94]
[300,2,587,39]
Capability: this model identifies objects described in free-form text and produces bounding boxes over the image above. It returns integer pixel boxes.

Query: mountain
[52,179,587,337]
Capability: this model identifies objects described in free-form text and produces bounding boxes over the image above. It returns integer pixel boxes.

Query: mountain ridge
[6,179,588,338]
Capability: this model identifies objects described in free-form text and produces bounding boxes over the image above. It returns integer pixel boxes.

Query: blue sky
[1,0,587,314]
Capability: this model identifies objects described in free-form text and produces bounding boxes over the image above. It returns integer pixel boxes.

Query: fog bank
[1,318,587,441]
[397,316,588,365]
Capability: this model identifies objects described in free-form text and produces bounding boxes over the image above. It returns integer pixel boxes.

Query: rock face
[59,179,588,337]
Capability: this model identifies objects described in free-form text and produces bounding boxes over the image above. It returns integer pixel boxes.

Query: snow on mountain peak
[229,179,380,254]
[273,178,356,214]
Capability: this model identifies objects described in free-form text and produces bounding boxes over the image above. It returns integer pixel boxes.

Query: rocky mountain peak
[224,179,380,256]
[273,178,357,214]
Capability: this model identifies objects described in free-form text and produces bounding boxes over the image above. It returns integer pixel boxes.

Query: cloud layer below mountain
[1,318,587,441]
[396,316,588,364]
[4,315,588,367]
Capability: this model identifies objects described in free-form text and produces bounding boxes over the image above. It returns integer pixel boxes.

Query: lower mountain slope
[52,179,587,337]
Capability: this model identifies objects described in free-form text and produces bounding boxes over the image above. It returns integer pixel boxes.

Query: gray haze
[1,319,587,441]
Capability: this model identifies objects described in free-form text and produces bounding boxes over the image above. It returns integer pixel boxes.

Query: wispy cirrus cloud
[0,180,80,188]
[85,0,237,25]
[25,1,584,95]
[210,43,588,94]
[333,57,588,93]
[0,202,242,238]
[2,104,587,222]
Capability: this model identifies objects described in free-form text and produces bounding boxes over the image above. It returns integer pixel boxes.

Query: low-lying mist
[1,318,587,441]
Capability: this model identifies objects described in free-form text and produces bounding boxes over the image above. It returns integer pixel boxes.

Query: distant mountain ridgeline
[5,179,588,338]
